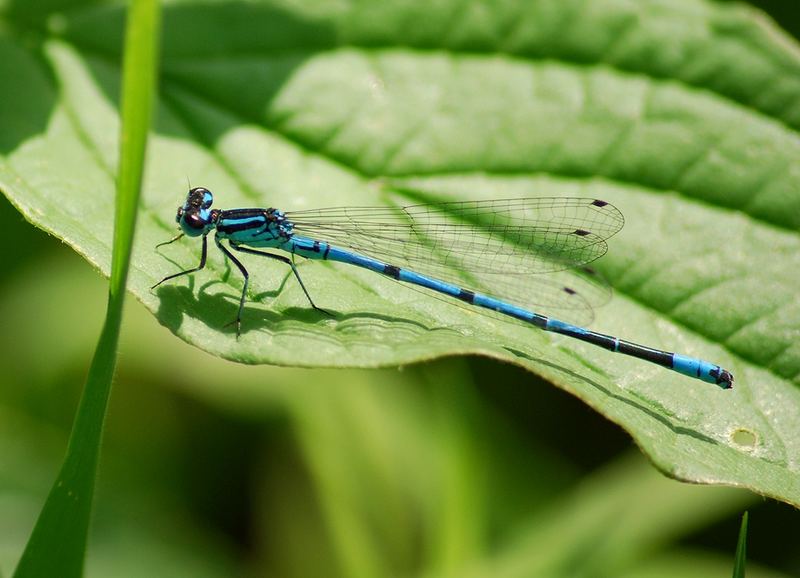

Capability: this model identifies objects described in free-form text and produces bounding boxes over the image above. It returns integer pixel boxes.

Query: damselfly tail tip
[718,368,734,390]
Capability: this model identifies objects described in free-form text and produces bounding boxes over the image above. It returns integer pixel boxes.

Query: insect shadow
[152,279,437,338]
[152,281,319,337]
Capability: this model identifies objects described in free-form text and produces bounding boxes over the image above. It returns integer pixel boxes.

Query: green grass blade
[732,511,749,578]
[11,1,161,577]
[112,1,162,297]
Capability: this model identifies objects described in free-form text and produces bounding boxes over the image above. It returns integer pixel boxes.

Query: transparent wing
[287,198,623,275]
[286,198,622,324]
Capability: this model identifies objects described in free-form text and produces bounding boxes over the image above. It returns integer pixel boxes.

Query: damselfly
[153,187,733,389]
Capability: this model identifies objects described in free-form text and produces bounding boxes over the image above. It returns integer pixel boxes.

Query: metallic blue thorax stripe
[216,208,290,246]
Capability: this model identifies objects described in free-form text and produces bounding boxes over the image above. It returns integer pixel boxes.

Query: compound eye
[183,212,207,230]
[188,187,213,209]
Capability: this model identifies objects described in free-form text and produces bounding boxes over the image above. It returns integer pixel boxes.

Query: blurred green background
[2,1,800,577]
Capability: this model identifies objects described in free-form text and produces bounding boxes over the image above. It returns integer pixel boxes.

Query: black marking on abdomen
[551,325,618,352]
[323,244,331,259]
[457,289,475,303]
[575,331,617,351]
[384,264,401,279]
[529,315,548,329]
[616,341,674,368]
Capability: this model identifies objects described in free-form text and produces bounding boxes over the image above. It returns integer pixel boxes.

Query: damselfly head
[176,187,216,237]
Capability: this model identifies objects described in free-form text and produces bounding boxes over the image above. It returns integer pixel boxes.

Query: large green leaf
[1,0,799,506]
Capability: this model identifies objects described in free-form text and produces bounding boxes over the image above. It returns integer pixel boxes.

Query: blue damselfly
[153,187,733,389]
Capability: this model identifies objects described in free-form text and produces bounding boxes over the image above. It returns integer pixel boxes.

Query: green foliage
[0,1,798,575]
